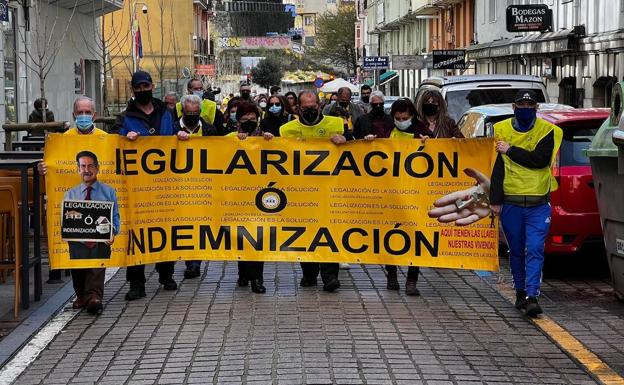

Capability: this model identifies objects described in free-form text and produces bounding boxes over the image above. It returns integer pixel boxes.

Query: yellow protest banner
[44,134,499,271]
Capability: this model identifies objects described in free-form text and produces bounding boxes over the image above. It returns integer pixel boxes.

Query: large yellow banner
[45,134,499,270]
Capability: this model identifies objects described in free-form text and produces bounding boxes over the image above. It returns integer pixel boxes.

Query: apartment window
[489,0,496,22]
[304,16,313,25]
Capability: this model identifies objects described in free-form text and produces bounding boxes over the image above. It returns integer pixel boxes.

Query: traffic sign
[362,56,389,70]
[314,77,324,88]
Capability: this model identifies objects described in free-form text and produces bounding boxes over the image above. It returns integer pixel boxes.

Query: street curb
[0,279,75,368]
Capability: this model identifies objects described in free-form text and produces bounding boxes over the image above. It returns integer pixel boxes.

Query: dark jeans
[238,261,264,281]
[385,265,420,281]
[126,262,175,284]
[71,268,105,301]
[300,262,339,284]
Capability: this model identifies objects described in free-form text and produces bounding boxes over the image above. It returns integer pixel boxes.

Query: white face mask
[259,101,267,109]
[394,119,412,131]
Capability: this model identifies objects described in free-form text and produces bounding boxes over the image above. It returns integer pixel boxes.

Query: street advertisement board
[392,55,425,70]
[506,4,552,32]
[362,56,389,70]
[432,50,467,70]
[44,135,499,271]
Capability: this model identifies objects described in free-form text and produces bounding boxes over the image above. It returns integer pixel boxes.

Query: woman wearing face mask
[256,94,268,119]
[353,90,394,140]
[285,91,298,115]
[259,95,292,137]
[229,101,274,293]
[414,89,463,139]
[223,96,242,135]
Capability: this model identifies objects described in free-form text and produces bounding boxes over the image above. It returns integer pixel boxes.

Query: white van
[416,75,550,122]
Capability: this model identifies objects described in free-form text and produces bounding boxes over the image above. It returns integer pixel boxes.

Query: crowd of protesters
[42,69,556,320]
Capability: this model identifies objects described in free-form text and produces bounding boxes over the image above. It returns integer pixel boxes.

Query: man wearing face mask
[175,78,224,132]
[174,94,219,279]
[353,90,394,140]
[357,84,373,113]
[240,83,252,101]
[323,87,365,139]
[490,90,563,318]
[118,70,179,301]
[280,91,346,292]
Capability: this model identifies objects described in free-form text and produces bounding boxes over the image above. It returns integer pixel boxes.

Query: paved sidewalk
[11,262,598,385]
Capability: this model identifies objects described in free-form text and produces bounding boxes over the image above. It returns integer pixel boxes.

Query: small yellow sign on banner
[44,134,499,270]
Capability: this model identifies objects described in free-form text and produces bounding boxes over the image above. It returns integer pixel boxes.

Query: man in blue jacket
[120,70,177,300]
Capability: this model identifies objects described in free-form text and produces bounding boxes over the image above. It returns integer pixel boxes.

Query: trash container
[587,81,624,302]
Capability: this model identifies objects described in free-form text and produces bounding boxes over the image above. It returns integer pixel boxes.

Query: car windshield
[446,88,546,121]
[560,127,599,166]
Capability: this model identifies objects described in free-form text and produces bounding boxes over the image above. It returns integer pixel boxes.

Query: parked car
[457,105,610,255]
[457,103,573,138]
[416,75,550,122]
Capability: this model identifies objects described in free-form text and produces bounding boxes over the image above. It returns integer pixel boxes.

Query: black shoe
[526,297,543,317]
[251,279,266,294]
[125,284,146,301]
[405,279,420,296]
[387,274,400,291]
[237,277,249,287]
[515,290,527,310]
[86,299,103,315]
[323,278,340,292]
[184,265,201,279]
[299,276,318,287]
[159,277,178,291]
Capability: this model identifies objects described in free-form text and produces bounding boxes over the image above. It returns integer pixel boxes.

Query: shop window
[3,8,18,124]
[559,77,579,107]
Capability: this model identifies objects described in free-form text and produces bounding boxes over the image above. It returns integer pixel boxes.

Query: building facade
[104,0,214,106]
[469,0,624,108]
[0,0,121,145]
[294,0,353,47]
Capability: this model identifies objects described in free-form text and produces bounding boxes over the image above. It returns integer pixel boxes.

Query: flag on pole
[135,26,143,59]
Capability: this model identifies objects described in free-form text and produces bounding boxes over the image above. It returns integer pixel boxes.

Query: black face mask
[240,120,258,134]
[300,108,320,125]
[183,114,200,128]
[361,95,370,104]
[423,103,439,117]
[339,101,350,108]
[371,104,385,116]
[241,91,251,100]
[134,90,152,105]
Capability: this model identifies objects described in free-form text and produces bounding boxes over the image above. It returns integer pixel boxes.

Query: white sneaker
[339,263,351,270]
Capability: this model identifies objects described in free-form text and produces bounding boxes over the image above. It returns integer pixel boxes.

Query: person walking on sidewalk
[490,90,562,317]
[280,90,347,292]
[118,70,178,301]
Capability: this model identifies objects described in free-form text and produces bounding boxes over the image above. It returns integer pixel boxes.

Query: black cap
[514,89,538,104]
[131,70,153,87]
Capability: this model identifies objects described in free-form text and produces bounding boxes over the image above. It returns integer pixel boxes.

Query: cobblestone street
[8,262,606,385]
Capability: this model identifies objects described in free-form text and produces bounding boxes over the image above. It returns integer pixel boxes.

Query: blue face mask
[75,114,94,133]
[268,105,282,115]
[193,90,203,98]
[514,107,536,132]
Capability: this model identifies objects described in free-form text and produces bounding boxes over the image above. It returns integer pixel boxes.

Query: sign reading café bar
[506,4,552,33]
[44,135,499,271]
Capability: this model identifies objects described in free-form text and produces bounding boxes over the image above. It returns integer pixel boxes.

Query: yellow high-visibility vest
[280,115,343,138]
[389,128,414,140]
[494,117,563,196]
[176,99,217,125]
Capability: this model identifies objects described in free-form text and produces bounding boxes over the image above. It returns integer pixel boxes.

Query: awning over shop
[467,29,575,60]
[379,70,398,85]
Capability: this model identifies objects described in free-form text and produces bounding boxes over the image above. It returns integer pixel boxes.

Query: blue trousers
[500,203,551,297]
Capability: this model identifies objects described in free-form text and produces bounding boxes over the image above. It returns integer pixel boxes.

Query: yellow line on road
[495,282,624,385]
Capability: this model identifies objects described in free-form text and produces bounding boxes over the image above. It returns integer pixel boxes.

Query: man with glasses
[175,78,224,134]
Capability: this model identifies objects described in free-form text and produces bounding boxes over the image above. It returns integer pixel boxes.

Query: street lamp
[130,1,148,73]
[190,34,198,71]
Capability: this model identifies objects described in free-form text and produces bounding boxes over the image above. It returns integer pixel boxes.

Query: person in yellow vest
[174,94,220,279]
[37,96,112,315]
[490,90,563,317]
[175,78,224,133]
[280,90,346,292]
